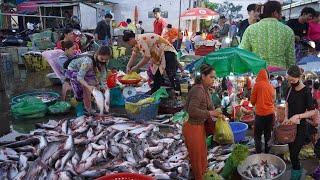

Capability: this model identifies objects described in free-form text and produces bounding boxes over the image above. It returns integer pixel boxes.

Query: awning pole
[39,6,43,29]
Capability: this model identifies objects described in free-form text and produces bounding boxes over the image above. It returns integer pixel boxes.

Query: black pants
[289,120,308,170]
[254,114,273,153]
[152,51,181,94]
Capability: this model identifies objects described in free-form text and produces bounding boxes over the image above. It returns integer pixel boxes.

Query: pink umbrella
[267,66,286,73]
[180,7,218,19]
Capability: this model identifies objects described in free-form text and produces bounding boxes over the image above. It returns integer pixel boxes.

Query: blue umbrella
[297,55,320,65]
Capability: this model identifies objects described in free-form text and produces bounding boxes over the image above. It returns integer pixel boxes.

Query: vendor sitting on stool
[122,30,184,95]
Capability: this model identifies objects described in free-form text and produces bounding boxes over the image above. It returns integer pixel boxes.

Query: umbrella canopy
[180,8,218,20]
[297,55,320,65]
[267,66,285,73]
[196,48,267,77]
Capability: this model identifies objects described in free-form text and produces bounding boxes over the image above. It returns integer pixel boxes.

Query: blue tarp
[297,55,320,65]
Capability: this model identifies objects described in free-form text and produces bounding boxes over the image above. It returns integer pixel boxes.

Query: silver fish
[61,120,68,134]
[13,170,27,180]
[76,151,99,173]
[153,173,170,180]
[60,149,75,170]
[96,123,103,135]
[57,171,72,180]
[168,152,188,162]
[117,144,136,164]
[9,164,19,179]
[87,128,95,139]
[38,136,48,151]
[81,144,93,162]
[55,159,61,169]
[104,88,110,113]
[71,152,80,167]
[80,169,106,178]
[91,143,105,151]
[18,154,28,171]
[92,88,104,116]
[146,143,164,154]
[146,163,164,174]
[64,135,74,151]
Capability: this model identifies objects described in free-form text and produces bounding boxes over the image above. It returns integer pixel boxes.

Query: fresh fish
[117,144,136,164]
[114,131,126,143]
[96,123,103,135]
[55,159,61,169]
[60,149,75,170]
[168,152,188,162]
[81,144,93,162]
[38,136,48,151]
[76,151,99,173]
[104,88,110,113]
[13,170,27,180]
[146,164,164,174]
[61,120,69,134]
[153,173,171,179]
[146,143,164,154]
[14,145,36,153]
[57,171,72,180]
[92,88,104,116]
[91,143,105,151]
[64,135,74,151]
[18,154,28,170]
[87,128,95,139]
[80,169,106,178]
[65,161,78,176]
[9,164,19,179]
[71,152,80,167]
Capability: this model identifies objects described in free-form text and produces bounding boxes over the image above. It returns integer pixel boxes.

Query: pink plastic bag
[42,50,64,79]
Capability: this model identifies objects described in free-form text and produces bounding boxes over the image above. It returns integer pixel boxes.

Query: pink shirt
[153,18,167,35]
[308,21,320,41]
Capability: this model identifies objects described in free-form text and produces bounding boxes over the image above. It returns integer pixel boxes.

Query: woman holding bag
[183,64,222,180]
[283,65,317,180]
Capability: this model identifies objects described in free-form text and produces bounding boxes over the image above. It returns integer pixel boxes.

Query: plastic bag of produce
[122,72,141,80]
[11,96,47,118]
[48,101,71,114]
[214,117,234,144]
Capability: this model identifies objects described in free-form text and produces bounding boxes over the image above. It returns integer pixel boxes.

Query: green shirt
[240,18,295,68]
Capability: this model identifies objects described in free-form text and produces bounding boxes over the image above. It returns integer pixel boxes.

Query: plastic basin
[11,90,60,106]
[229,122,248,143]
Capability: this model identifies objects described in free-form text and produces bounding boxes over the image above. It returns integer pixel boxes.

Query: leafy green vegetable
[204,170,223,180]
[220,144,249,179]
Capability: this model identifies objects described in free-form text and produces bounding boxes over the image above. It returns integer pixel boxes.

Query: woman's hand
[126,66,132,73]
[283,114,300,125]
[130,65,138,72]
[210,108,223,118]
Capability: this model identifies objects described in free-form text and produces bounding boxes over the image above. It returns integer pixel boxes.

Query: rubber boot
[75,101,84,117]
[291,169,302,180]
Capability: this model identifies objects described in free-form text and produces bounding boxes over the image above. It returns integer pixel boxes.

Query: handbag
[274,87,297,144]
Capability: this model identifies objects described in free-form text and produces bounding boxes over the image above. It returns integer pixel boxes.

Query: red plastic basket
[118,76,141,85]
[96,173,155,180]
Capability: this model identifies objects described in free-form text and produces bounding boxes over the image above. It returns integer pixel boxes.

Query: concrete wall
[109,0,191,33]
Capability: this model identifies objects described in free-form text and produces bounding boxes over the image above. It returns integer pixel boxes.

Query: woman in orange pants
[183,64,222,180]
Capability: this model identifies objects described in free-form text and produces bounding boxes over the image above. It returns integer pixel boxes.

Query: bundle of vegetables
[299,145,315,160]
[205,170,223,180]
[220,144,249,179]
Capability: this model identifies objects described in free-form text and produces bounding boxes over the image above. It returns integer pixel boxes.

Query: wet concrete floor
[0,66,319,178]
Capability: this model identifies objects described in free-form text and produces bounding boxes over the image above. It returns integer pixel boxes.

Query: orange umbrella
[134,6,138,24]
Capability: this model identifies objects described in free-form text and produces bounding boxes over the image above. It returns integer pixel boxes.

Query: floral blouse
[133,33,177,75]
[67,56,107,88]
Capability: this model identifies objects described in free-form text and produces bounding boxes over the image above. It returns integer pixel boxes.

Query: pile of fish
[0,115,192,179]
[242,160,282,179]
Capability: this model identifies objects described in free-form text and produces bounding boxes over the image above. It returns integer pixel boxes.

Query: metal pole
[288,0,293,19]
[176,0,182,50]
